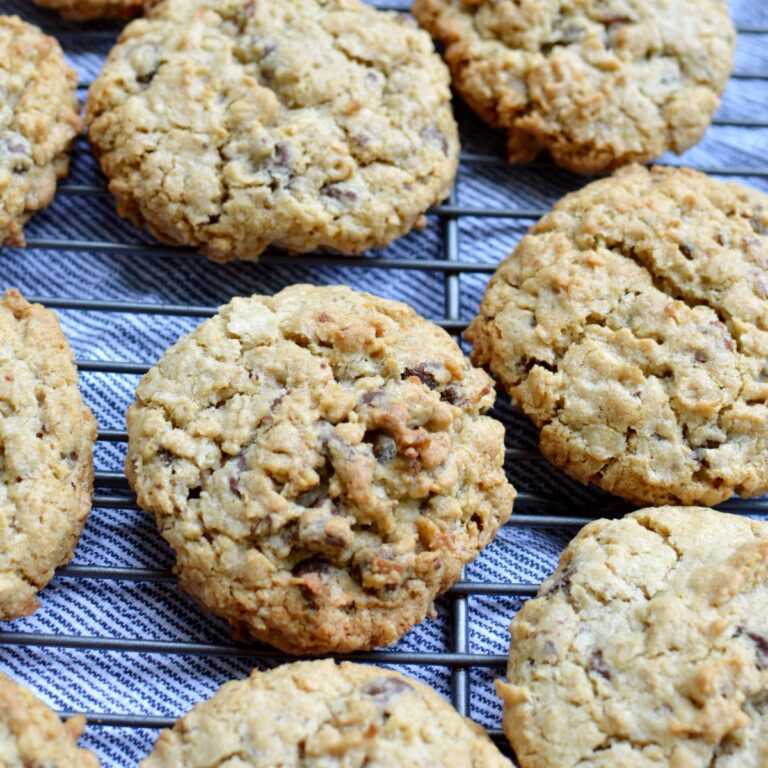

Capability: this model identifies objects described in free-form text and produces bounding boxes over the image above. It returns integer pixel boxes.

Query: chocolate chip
[158,449,173,467]
[364,677,413,706]
[680,242,695,259]
[421,125,449,155]
[709,321,735,351]
[470,512,484,532]
[274,142,290,168]
[737,627,768,669]
[401,364,438,390]
[441,386,465,405]
[322,184,357,203]
[751,208,767,236]
[271,390,290,410]
[600,13,632,25]
[292,556,331,577]
[0,134,28,156]
[694,351,708,363]
[136,70,156,85]
[373,435,397,463]
[296,488,328,508]
[361,388,385,405]
[0,131,32,174]
[588,650,611,679]
[543,566,575,596]
[324,532,347,549]
[188,486,202,500]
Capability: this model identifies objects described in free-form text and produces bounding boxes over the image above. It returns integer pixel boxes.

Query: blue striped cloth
[0,0,766,763]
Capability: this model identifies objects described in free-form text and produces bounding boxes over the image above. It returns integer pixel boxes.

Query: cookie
[142,659,511,767]
[0,16,83,247]
[0,671,99,767]
[85,0,459,262]
[125,284,515,653]
[466,165,768,507]
[0,289,97,620]
[413,0,735,174]
[499,506,768,768]
[33,0,150,21]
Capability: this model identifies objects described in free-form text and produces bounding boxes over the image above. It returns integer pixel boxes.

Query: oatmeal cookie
[467,165,768,507]
[413,0,735,174]
[85,0,459,262]
[0,15,82,246]
[125,285,515,653]
[142,660,511,767]
[500,506,768,768]
[0,672,99,767]
[0,289,96,619]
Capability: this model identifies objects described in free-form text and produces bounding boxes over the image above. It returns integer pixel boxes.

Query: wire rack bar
[0,632,508,667]
[22,240,499,272]
[59,712,173,729]
[53,567,540,597]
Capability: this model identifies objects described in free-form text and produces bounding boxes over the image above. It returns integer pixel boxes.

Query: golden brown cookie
[142,660,511,767]
[0,16,82,247]
[413,0,735,174]
[499,506,768,768]
[467,165,768,507]
[125,285,515,653]
[85,0,459,262]
[0,672,99,767]
[0,289,96,619]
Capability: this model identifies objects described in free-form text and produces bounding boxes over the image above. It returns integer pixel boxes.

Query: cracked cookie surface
[413,0,734,174]
[0,290,96,620]
[0,672,99,768]
[125,284,515,653]
[142,660,512,767]
[466,165,768,507]
[0,15,82,247]
[499,506,768,768]
[85,0,459,262]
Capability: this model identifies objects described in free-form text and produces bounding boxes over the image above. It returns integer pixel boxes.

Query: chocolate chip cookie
[0,289,97,620]
[499,506,768,768]
[467,165,768,507]
[125,285,515,653]
[142,660,511,767]
[0,672,99,767]
[0,15,82,247]
[413,0,735,174]
[85,0,459,262]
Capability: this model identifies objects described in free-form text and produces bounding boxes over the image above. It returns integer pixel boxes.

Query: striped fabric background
[0,0,766,764]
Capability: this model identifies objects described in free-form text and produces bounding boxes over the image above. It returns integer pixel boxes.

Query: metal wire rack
[2,0,767,762]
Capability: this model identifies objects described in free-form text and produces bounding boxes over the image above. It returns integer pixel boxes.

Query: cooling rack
[1,0,767,764]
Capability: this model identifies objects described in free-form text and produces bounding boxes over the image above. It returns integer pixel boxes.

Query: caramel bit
[417,517,453,551]
[585,252,606,267]
[301,572,329,596]
[370,556,406,576]
[663,301,679,319]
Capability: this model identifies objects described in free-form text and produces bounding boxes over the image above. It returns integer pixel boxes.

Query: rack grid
[2,0,767,762]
